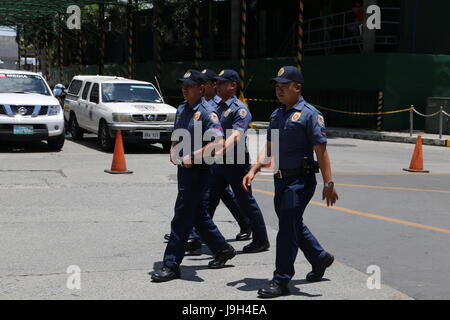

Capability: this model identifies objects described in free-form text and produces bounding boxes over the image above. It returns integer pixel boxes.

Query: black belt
[274,164,319,180]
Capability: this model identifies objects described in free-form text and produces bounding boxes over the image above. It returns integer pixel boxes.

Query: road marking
[253,179,450,194]
[333,172,450,176]
[258,172,450,176]
[252,188,450,235]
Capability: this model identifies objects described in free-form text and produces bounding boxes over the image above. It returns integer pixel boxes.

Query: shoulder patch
[210,113,219,123]
[193,111,201,121]
[239,108,248,119]
[291,112,302,122]
[317,114,325,126]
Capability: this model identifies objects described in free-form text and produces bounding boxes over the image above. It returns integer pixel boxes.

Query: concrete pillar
[363,0,377,53]
[258,10,267,56]
[207,0,215,60]
[231,0,240,60]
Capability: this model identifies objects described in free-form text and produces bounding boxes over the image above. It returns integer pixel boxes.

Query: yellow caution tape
[246,97,413,116]
[247,98,278,103]
[312,104,413,116]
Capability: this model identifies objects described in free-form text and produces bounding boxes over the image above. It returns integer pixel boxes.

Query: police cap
[271,66,304,84]
[214,69,241,83]
[177,69,207,85]
[201,69,218,81]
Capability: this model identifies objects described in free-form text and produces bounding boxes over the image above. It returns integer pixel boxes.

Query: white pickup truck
[0,69,65,151]
[63,75,176,151]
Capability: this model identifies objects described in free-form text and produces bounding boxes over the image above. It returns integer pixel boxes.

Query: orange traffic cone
[403,136,429,173]
[105,130,133,174]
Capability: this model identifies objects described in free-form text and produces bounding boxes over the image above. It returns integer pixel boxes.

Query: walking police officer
[243,66,339,298]
[207,69,270,254]
[151,69,236,282]
[201,68,252,241]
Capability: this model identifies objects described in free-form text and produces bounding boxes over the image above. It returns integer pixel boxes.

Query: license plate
[142,131,160,139]
[13,125,34,135]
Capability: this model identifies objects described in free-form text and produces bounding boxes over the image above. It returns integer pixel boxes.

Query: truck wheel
[70,114,84,140]
[47,133,65,152]
[98,121,114,152]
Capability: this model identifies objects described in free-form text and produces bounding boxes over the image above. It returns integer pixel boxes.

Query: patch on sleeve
[210,112,219,123]
[238,108,248,119]
[193,111,201,121]
[317,115,325,127]
[291,112,302,122]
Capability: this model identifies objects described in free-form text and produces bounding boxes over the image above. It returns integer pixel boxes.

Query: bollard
[409,105,414,137]
[439,106,443,140]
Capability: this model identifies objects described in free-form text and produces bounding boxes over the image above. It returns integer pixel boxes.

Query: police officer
[243,66,339,298]
[151,69,236,282]
[201,68,252,241]
[162,69,252,256]
[207,69,270,254]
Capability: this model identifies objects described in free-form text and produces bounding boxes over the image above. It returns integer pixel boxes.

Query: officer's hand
[182,154,193,168]
[322,187,339,207]
[242,171,255,192]
[170,150,178,165]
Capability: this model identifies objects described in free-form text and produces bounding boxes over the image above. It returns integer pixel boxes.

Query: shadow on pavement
[151,261,231,283]
[227,278,323,298]
[67,135,168,155]
[0,141,53,153]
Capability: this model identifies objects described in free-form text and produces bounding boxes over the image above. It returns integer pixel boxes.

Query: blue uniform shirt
[216,96,252,160]
[173,98,224,157]
[218,96,252,133]
[207,95,222,113]
[267,97,327,169]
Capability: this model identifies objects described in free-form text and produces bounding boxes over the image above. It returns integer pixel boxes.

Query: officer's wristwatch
[324,181,335,189]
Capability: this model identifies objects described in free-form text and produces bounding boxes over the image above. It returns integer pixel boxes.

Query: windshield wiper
[130,100,159,103]
[7,91,35,94]
[105,99,128,103]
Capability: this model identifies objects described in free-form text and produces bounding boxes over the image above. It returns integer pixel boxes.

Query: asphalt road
[0,133,448,299]
[252,137,450,300]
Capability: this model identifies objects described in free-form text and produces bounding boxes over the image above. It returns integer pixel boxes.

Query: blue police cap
[214,69,241,83]
[271,66,304,84]
[177,69,207,85]
[201,69,218,81]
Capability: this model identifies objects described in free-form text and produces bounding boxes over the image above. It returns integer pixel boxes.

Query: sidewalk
[250,122,450,147]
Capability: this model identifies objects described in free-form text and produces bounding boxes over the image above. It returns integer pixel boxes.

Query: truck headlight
[112,113,132,122]
[48,105,61,116]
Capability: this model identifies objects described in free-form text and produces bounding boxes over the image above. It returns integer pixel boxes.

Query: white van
[0,69,65,151]
[64,75,176,151]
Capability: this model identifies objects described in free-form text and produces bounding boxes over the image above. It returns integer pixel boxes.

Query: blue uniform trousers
[272,175,327,285]
[164,166,228,271]
[189,176,251,241]
[208,163,268,243]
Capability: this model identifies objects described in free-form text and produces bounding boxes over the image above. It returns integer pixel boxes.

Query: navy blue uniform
[163,98,228,271]
[206,95,252,232]
[207,96,269,244]
[267,97,328,285]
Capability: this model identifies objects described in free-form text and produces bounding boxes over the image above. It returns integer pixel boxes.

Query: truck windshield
[0,73,51,95]
[102,83,163,103]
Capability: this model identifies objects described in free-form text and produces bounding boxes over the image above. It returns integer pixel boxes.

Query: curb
[249,123,450,147]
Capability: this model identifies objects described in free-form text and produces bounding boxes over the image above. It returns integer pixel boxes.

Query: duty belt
[274,162,320,180]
